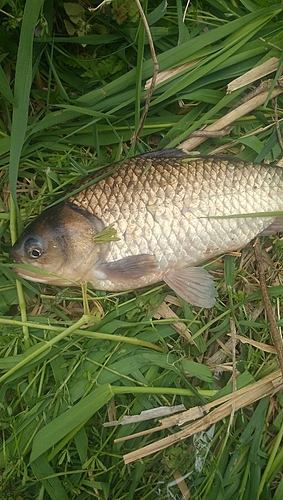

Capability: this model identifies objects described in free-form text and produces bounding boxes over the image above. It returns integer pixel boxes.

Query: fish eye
[24,237,44,260]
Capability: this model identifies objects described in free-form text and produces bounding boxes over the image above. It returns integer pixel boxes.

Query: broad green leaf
[181,360,213,383]
[64,2,85,18]
[30,384,113,462]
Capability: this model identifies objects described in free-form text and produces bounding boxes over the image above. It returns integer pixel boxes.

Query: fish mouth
[12,257,22,264]
[10,259,78,286]
[12,267,51,283]
[9,250,21,264]
[11,265,76,286]
[10,260,50,284]
[9,246,25,264]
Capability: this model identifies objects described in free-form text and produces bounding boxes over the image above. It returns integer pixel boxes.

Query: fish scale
[10,152,283,308]
[67,156,282,265]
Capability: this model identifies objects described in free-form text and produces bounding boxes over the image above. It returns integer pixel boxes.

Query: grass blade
[31,455,69,500]
[9,0,44,205]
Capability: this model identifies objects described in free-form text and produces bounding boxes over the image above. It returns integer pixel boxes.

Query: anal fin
[163,266,217,308]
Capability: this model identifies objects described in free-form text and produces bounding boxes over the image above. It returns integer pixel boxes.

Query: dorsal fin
[138,148,188,159]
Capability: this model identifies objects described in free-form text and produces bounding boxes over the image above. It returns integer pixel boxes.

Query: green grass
[1,0,283,498]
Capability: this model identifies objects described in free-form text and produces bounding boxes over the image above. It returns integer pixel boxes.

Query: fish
[9,149,283,308]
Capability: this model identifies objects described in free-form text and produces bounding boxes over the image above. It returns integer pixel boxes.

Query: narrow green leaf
[0,341,51,370]
[152,14,278,106]
[274,477,283,500]
[34,34,122,44]
[147,0,167,25]
[31,455,69,500]
[0,136,11,155]
[74,427,88,465]
[9,0,44,204]
[207,210,283,219]
[224,255,235,289]
[0,64,14,104]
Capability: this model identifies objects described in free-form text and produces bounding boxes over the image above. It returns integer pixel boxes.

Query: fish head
[10,202,105,285]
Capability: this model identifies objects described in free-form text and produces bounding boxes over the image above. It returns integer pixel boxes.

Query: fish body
[10,151,283,307]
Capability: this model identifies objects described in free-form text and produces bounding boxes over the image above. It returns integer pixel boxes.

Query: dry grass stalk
[144,60,202,90]
[226,318,237,436]
[206,338,239,367]
[254,239,283,377]
[154,301,196,344]
[230,334,277,354]
[179,78,283,152]
[227,57,279,93]
[123,369,283,463]
[104,405,185,427]
[131,0,159,143]
[173,470,190,499]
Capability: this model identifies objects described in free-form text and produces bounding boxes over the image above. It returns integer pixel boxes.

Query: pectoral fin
[163,266,217,308]
[95,254,159,282]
